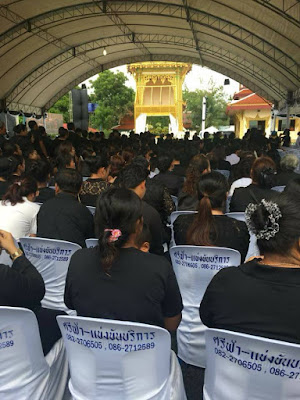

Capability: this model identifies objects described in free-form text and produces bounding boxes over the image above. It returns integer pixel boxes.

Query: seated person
[153,155,184,196]
[136,223,151,253]
[228,154,255,197]
[200,194,300,344]
[0,157,13,199]
[275,154,299,186]
[230,157,277,212]
[28,159,55,203]
[0,229,63,355]
[116,164,164,255]
[178,154,210,211]
[37,168,94,248]
[0,176,40,240]
[64,187,183,332]
[174,171,249,262]
[79,155,110,206]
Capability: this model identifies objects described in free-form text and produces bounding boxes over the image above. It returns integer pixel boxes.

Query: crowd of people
[1,119,300,399]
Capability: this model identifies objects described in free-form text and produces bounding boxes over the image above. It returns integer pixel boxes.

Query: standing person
[65,187,183,332]
[37,168,94,247]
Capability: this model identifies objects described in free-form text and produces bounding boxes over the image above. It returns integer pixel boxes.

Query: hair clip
[104,229,122,242]
[245,199,282,240]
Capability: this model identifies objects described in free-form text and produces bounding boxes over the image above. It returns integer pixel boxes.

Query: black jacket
[153,171,184,196]
[230,184,276,212]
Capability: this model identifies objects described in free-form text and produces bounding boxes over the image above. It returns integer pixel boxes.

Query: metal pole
[201,96,206,132]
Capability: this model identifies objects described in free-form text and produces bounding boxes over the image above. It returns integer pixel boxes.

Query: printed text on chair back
[204,328,300,400]
[20,237,81,313]
[57,316,171,400]
[170,246,241,368]
[0,307,50,400]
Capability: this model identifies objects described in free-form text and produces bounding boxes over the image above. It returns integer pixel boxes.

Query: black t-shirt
[174,214,249,262]
[230,184,276,212]
[64,247,183,328]
[0,181,9,199]
[200,259,300,344]
[35,187,55,203]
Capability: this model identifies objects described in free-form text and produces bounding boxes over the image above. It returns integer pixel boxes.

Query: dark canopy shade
[0,0,299,114]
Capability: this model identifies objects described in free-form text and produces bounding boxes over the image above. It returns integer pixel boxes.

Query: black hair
[157,155,173,173]
[248,193,300,255]
[58,127,68,138]
[116,164,149,189]
[132,155,150,170]
[2,142,19,157]
[28,159,51,183]
[28,120,37,130]
[95,187,143,274]
[187,171,228,246]
[0,157,14,179]
[136,223,152,249]
[9,155,24,174]
[55,168,82,194]
[251,157,277,188]
[3,176,37,206]
[67,122,75,131]
[13,124,27,135]
[84,155,108,175]
[56,153,75,170]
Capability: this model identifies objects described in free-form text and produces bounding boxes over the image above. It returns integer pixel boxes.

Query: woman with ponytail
[0,176,39,239]
[64,187,183,332]
[174,171,249,261]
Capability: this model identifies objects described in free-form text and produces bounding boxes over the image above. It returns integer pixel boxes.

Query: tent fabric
[0,0,299,113]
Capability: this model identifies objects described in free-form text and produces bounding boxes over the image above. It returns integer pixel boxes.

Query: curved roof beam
[5,33,287,108]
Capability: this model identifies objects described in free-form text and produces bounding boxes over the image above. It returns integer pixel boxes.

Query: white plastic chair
[171,195,178,211]
[20,237,81,314]
[204,328,300,400]
[170,246,241,368]
[0,307,69,400]
[85,238,98,248]
[272,185,285,192]
[87,206,96,216]
[225,212,245,222]
[170,211,197,247]
[57,316,187,400]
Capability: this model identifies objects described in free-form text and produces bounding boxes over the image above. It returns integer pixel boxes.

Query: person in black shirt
[153,155,184,196]
[116,163,164,255]
[79,155,110,206]
[28,159,55,203]
[174,171,249,261]
[65,187,182,331]
[200,193,300,345]
[276,154,299,186]
[37,168,94,247]
[230,156,277,212]
[0,157,13,199]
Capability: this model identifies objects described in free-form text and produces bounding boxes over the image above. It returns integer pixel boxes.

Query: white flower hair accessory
[245,199,282,240]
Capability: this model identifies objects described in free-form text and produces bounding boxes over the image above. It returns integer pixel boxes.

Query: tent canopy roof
[0,0,299,114]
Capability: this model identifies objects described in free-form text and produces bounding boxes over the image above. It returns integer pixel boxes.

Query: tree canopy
[183,81,229,130]
[48,92,70,123]
[89,70,135,131]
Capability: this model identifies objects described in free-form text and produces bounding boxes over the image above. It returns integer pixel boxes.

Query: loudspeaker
[71,89,89,130]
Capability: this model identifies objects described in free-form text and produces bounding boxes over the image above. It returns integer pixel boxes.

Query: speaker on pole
[71,88,89,130]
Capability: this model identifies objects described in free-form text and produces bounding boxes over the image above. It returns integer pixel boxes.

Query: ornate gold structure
[128,62,191,134]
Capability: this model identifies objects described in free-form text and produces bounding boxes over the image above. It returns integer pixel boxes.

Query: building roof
[0,1,299,115]
[227,89,272,114]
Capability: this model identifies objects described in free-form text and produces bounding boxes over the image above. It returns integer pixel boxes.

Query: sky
[82,64,240,98]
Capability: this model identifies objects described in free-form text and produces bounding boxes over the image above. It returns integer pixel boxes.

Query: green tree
[183,81,229,129]
[90,70,135,131]
[48,92,70,123]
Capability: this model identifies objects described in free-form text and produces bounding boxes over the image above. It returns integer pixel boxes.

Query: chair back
[87,206,96,216]
[204,328,300,400]
[170,246,241,368]
[20,237,81,313]
[272,185,285,192]
[0,307,50,400]
[225,212,245,222]
[57,316,172,400]
[85,238,98,248]
[171,195,178,211]
[170,211,197,247]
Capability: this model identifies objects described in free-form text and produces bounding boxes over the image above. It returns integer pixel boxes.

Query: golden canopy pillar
[128,62,191,136]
